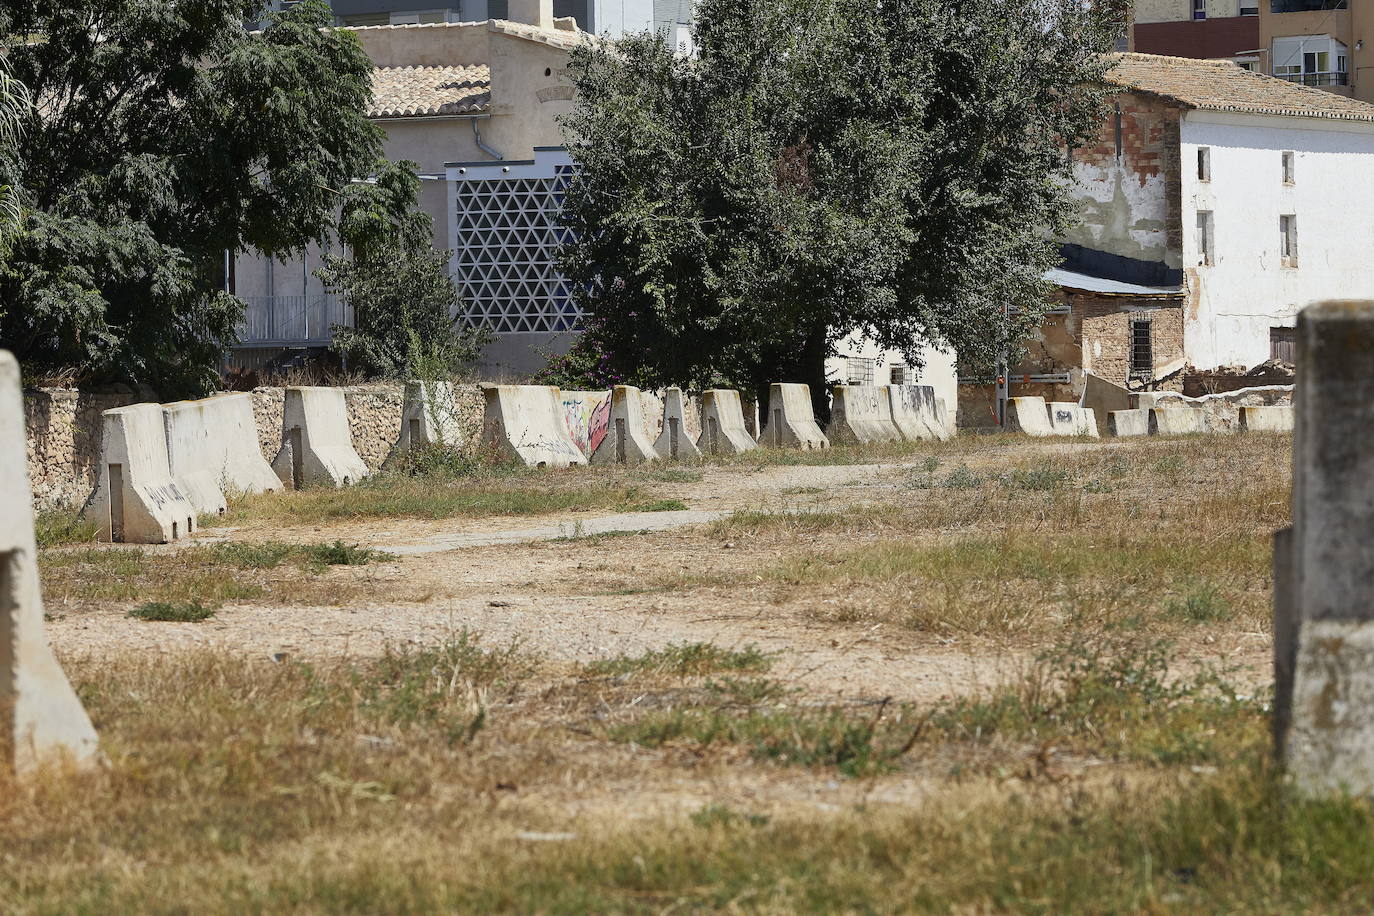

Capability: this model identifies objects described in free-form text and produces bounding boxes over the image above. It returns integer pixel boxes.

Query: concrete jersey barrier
[161,399,229,517]
[828,386,901,445]
[887,385,943,441]
[1107,408,1150,437]
[1048,402,1101,438]
[591,386,659,465]
[393,381,462,458]
[165,394,279,511]
[697,390,757,455]
[0,350,101,775]
[934,397,955,440]
[83,403,199,543]
[1148,407,1206,436]
[201,393,280,497]
[271,387,370,489]
[1005,397,1054,437]
[483,385,588,467]
[758,383,829,450]
[1240,405,1295,433]
[654,387,702,460]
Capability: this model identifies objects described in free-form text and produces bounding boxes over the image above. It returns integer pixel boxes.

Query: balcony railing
[235,295,353,348]
[1277,71,1349,86]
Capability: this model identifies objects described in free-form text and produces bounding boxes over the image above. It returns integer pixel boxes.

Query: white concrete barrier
[483,385,588,467]
[559,389,612,456]
[758,383,829,450]
[591,386,659,465]
[0,351,101,775]
[697,390,757,456]
[83,404,198,544]
[205,393,280,497]
[1005,397,1054,437]
[1148,407,1206,436]
[1240,405,1295,433]
[887,385,943,441]
[164,394,278,510]
[393,381,462,459]
[161,399,228,517]
[828,386,901,445]
[1048,402,1100,438]
[1107,408,1150,437]
[270,387,370,489]
[654,387,702,460]
[934,397,955,440]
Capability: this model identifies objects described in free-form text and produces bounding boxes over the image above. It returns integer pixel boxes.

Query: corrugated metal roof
[1045,267,1184,297]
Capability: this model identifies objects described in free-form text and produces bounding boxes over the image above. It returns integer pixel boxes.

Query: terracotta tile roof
[1107,52,1374,123]
[369,65,490,119]
[485,18,591,51]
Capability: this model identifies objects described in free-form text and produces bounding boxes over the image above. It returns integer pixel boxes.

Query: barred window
[1130,319,1153,381]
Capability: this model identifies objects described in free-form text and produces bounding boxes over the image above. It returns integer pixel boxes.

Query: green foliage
[33,509,97,547]
[586,642,774,678]
[558,0,1114,396]
[129,601,216,623]
[322,161,491,379]
[300,540,394,569]
[0,0,384,395]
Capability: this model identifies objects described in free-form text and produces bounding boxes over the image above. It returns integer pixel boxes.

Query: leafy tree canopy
[556,0,1114,407]
[322,161,490,379]
[0,0,383,394]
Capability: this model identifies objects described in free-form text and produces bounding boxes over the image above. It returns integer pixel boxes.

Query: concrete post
[0,351,101,775]
[1279,301,1374,796]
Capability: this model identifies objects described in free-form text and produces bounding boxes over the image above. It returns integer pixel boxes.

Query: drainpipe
[472,117,504,161]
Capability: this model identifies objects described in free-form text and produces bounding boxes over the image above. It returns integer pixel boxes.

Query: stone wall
[23,389,142,511]
[24,382,702,510]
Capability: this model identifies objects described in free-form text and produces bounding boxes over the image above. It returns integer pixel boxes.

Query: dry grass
[8,628,1365,912]
[39,542,412,612]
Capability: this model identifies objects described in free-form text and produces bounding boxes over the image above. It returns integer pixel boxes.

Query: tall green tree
[321,161,489,379]
[0,0,383,394]
[557,0,1113,411]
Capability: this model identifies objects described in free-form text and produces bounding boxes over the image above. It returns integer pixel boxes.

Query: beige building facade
[231,2,586,375]
[1259,0,1374,101]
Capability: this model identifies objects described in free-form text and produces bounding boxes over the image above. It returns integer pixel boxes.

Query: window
[1196,210,1215,266]
[1273,35,1350,85]
[1280,215,1298,267]
[846,357,876,386]
[889,366,908,385]
[1197,147,1211,182]
[1270,327,1296,363]
[1282,151,1295,184]
[1240,4,1259,14]
[1237,59,1257,70]
[1130,319,1154,381]
[1193,0,1207,18]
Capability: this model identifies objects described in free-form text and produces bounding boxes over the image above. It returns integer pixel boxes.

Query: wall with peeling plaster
[1067,94,1182,270]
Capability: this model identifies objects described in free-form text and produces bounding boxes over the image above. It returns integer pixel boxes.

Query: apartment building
[261,0,696,43]
[1259,0,1369,100]
[1131,0,1261,65]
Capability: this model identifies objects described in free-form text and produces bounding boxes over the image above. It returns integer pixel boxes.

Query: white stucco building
[1065,52,1374,373]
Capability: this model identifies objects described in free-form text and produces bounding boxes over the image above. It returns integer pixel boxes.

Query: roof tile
[1107,52,1374,123]
[369,65,490,119]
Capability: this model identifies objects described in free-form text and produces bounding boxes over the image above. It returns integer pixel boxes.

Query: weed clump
[587,642,773,678]
[34,510,98,548]
[301,540,394,569]
[629,499,688,513]
[129,601,216,622]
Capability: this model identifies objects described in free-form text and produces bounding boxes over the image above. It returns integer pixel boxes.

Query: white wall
[1180,110,1374,367]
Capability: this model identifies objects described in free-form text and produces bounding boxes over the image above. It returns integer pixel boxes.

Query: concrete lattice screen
[453,155,579,334]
